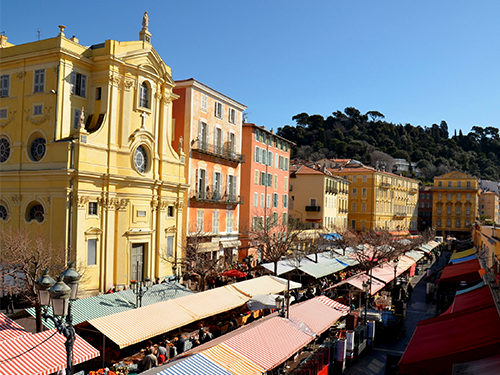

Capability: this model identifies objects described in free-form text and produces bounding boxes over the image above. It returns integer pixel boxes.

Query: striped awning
[0,329,99,375]
[223,317,312,370]
[0,313,30,342]
[26,282,193,329]
[451,248,476,260]
[288,298,344,335]
[89,287,248,348]
[315,296,351,315]
[226,275,301,297]
[203,344,265,375]
[156,353,234,375]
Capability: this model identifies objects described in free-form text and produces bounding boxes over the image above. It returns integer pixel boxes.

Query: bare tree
[0,227,65,332]
[245,209,305,275]
[329,228,358,257]
[370,150,396,172]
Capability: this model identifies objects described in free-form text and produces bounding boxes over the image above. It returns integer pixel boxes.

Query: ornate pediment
[438,171,471,179]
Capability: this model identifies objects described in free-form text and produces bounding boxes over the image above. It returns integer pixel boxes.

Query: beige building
[479,191,500,225]
[289,164,349,230]
[431,172,479,238]
[0,20,187,293]
[330,163,419,232]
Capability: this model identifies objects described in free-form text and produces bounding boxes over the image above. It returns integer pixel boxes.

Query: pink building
[173,79,246,262]
[239,123,293,263]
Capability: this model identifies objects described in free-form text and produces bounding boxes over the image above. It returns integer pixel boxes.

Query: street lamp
[275,293,291,319]
[130,277,152,308]
[392,258,400,289]
[362,279,371,325]
[35,262,81,375]
[172,265,178,282]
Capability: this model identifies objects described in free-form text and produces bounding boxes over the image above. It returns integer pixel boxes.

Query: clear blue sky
[2,1,499,135]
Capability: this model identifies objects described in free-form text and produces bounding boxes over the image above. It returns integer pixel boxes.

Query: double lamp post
[35,262,81,375]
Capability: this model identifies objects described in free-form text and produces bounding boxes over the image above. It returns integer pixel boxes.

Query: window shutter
[81,74,86,97]
[1,75,8,97]
[71,72,76,94]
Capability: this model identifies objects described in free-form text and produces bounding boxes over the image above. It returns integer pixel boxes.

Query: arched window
[27,203,44,222]
[139,82,149,108]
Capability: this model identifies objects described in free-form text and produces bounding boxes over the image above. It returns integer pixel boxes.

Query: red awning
[438,258,481,284]
[0,329,100,375]
[305,219,322,222]
[441,285,493,315]
[398,306,500,375]
[0,313,31,342]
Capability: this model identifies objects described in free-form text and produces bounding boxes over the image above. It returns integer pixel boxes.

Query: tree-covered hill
[276,107,500,181]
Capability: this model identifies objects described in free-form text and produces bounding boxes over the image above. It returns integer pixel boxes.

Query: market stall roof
[439,258,481,284]
[202,344,266,375]
[226,275,301,297]
[0,328,99,375]
[89,286,248,348]
[26,282,193,329]
[328,272,386,295]
[288,297,345,335]
[396,255,417,273]
[298,258,347,279]
[452,354,500,375]
[449,254,477,264]
[405,250,425,261]
[450,248,476,260]
[0,313,30,342]
[441,285,492,315]
[398,305,500,375]
[369,262,406,284]
[314,295,351,315]
[156,352,234,375]
[223,316,313,370]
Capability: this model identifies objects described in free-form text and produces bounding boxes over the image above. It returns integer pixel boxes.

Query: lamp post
[172,265,178,282]
[35,262,81,375]
[130,277,152,308]
[275,292,291,319]
[362,279,371,325]
[392,258,400,289]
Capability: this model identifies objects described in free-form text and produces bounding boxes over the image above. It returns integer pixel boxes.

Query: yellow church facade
[0,23,187,293]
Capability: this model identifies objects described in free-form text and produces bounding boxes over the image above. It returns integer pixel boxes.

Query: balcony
[325,187,338,194]
[431,186,476,191]
[305,205,321,212]
[409,188,418,194]
[191,139,245,163]
[190,188,242,205]
[393,212,407,218]
[380,182,391,189]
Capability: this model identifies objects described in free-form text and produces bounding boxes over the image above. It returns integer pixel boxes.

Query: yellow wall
[0,29,187,293]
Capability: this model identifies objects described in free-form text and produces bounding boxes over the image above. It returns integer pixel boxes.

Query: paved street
[344,253,446,375]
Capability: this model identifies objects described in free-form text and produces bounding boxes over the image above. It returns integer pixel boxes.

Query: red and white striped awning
[315,296,351,315]
[223,317,312,370]
[0,329,99,375]
[203,343,265,375]
[0,313,31,342]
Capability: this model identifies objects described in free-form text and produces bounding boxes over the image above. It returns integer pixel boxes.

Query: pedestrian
[407,283,414,300]
[176,334,186,354]
[200,327,213,344]
[141,348,158,371]
[5,292,14,314]
[156,341,167,365]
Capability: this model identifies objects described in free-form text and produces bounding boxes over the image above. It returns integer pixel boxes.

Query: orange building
[239,124,293,262]
[173,79,246,262]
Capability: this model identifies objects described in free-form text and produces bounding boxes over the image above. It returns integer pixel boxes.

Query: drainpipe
[67,140,74,262]
[53,63,60,141]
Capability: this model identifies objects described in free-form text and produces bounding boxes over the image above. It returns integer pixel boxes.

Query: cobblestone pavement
[344,252,447,375]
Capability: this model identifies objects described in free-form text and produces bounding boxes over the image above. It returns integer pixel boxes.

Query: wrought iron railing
[191,139,245,163]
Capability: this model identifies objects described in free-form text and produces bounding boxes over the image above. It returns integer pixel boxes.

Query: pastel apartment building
[173,79,246,263]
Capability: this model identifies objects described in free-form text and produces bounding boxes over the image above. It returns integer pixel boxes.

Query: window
[456,219,461,228]
[28,203,44,222]
[254,192,258,207]
[283,194,288,208]
[134,145,149,173]
[0,204,7,221]
[448,181,452,187]
[227,175,236,201]
[438,181,442,187]
[447,193,452,201]
[352,202,357,211]
[438,193,442,201]
[212,211,219,234]
[215,102,223,119]
[33,105,43,115]
[197,169,206,198]
[353,176,357,183]
[273,212,278,226]
[352,188,357,196]
[168,206,174,217]
[456,206,461,214]
[1,75,9,97]
[214,127,223,154]
[71,72,87,97]
[447,206,451,215]
[275,153,279,168]
[267,194,271,208]
[254,170,259,185]
[196,210,204,232]
[167,236,174,257]
[466,193,471,201]
[467,181,471,187]
[282,212,288,226]
[226,211,233,233]
[201,94,207,113]
[457,181,462,187]
[260,172,266,186]
[228,108,236,124]
[437,218,441,226]
[363,175,367,182]
[273,193,279,208]
[284,157,289,171]
[0,109,7,119]
[274,174,278,189]
[139,82,149,108]
[446,219,451,227]
[88,202,98,216]
[199,122,208,149]
[30,137,46,161]
[466,206,471,215]
[96,87,102,100]
[213,172,222,200]
[362,188,367,197]
[351,220,356,229]
[87,239,97,266]
[268,151,273,167]
[73,108,81,129]
[457,193,461,201]
[361,202,366,212]
[260,193,264,208]
[34,69,45,93]
[267,173,273,187]
[0,137,11,163]
[284,176,288,191]
[465,219,471,227]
